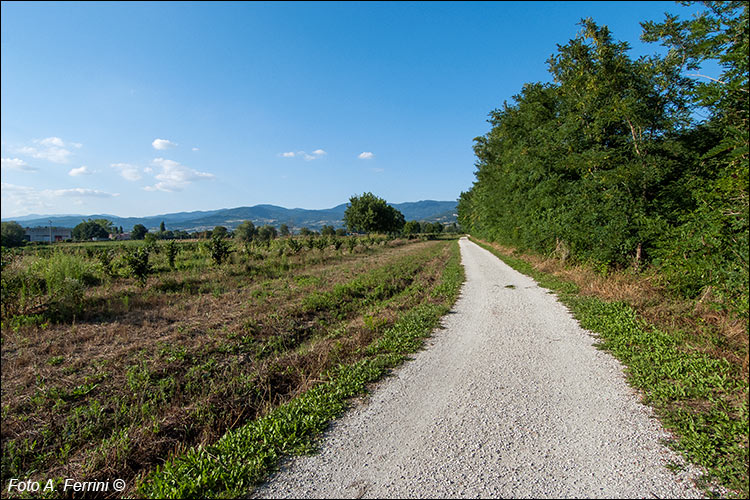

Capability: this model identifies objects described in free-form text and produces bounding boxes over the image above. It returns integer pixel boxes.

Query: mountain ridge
[3,200,458,232]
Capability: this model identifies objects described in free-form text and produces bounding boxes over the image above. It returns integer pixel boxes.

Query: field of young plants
[1,234,464,498]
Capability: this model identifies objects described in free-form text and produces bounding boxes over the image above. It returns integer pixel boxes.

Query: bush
[165,240,179,269]
[124,247,152,284]
[1,221,26,247]
[207,236,231,265]
[31,252,101,314]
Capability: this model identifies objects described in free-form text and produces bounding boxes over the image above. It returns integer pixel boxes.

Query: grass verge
[470,236,748,498]
[136,240,464,498]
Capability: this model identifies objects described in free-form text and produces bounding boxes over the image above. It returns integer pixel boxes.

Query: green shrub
[124,247,152,284]
[207,236,231,266]
[165,240,179,269]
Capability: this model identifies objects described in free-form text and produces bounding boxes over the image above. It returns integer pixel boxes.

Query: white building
[24,226,73,243]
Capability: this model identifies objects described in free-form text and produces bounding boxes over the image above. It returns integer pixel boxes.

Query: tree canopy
[344,192,405,234]
[458,4,748,321]
[1,221,26,247]
[131,224,148,240]
[73,219,112,241]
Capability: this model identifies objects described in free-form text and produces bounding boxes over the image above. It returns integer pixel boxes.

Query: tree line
[1,192,459,247]
[457,2,748,320]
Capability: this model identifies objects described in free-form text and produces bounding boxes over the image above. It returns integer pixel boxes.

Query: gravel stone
[252,237,705,499]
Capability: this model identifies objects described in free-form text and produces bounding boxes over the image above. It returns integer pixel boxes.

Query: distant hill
[3,200,458,232]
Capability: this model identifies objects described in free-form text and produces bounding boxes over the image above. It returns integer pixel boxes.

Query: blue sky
[1,1,710,218]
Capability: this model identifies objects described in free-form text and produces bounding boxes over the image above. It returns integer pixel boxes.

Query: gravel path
[253,237,704,499]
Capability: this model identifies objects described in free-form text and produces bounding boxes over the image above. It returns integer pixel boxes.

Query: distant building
[111,232,131,240]
[24,226,72,243]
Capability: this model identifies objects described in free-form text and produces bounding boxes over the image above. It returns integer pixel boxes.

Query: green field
[1,235,464,498]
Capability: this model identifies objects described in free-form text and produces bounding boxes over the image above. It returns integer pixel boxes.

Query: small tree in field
[1,222,26,247]
[208,235,231,265]
[132,224,148,240]
[165,240,179,269]
[235,221,256,243]
[125,247,152,284]
[343,192,405,234]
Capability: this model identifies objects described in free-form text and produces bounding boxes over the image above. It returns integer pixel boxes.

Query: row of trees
[2,193,457,248]
[458,2,748,318]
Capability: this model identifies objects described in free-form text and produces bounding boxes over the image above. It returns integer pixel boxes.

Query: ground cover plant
[470,236,748,498]
[1,234,462,498]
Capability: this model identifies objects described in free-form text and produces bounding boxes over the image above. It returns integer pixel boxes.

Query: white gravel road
[253,237,704,499]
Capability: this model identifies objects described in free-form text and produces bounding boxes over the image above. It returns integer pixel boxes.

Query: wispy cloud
[1,157,38,172]
[192,147,200,151]
[1,182,117,216]
[111,163,142,181]
[144,158,215,192]
[1,182,52,214]
[68,165,93,176]
[15,137,81,164]
[48,188,118,197]
[358,151,375,160]
[152,138,177,150]
[279,149,327,161]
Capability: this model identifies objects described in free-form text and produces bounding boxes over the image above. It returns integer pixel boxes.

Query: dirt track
[253,237,703,498]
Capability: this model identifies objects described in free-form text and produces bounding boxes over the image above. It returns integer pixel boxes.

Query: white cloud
[15,137,81,163]
[145,158,215,192]
[152,138,177,150]
[1,182,52,215]
[280,149,327,161]
[358,152,375,160]
[47,188,118,198]
[68,165,93,176]
[111,163,142,181]
[1,182,117,216]
[1,157,38,172]
[192,147,200,151]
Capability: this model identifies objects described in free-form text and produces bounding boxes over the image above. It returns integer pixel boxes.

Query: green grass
[137,241,464,498]
[470,236,749,498]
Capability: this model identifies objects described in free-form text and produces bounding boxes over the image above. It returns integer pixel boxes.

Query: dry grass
[1,238,455,498]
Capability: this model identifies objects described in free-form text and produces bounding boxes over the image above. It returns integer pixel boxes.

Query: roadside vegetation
[1,231,463,498]
[471,236,748,497]
[458,2,748,331]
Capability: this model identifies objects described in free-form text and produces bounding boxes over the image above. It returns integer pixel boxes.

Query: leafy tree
[165,240,179,269]
[335,228,347,237]
[212,226,229,239]
[73,219,111,241]
[159,221,166,232]
[235,220,256,242]
[321,225,336,236]
[256,225,278,242]
[124,247,152,284]
[403,220,421,235]
[1,222,26,247]
[131,224,148,240]
[343,192,405,234]
[279,224,290,237]
[207,235,231,265]
[299,227,313,236]
[458,7,748,321]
